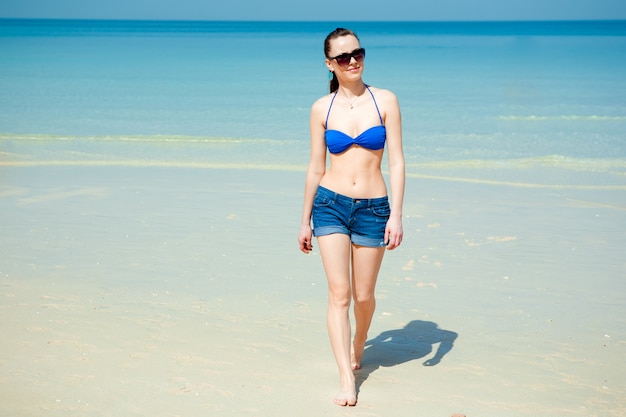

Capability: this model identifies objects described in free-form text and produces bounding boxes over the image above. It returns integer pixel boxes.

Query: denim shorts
[312,185,390,247]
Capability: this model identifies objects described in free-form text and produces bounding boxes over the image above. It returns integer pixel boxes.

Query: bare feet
[334,373,357,406]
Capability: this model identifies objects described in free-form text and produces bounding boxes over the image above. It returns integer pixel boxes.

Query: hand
[298,224,313,254]
[384,216,403,250]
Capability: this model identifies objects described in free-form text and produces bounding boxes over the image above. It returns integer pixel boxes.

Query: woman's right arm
[298,99,328,254]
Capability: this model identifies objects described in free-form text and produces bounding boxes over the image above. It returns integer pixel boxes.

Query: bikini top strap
[325,90,339,129]
[366,86,384,125]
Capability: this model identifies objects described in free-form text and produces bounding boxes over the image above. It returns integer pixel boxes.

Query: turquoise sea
[1,19,626,172]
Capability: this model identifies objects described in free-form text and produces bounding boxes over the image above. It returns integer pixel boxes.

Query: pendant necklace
[342,85,366,109]
[345,95,358,109]
[343,87,363,110]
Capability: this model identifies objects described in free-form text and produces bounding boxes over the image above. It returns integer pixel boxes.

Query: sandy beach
[1,146,625,416]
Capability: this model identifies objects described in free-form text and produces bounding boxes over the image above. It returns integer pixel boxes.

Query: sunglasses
[328,48,366,67]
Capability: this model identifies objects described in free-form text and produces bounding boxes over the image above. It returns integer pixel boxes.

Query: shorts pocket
[371,202,390,217]
[313,195,332,208]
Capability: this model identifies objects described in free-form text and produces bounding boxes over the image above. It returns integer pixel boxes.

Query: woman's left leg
[350,244,386,370]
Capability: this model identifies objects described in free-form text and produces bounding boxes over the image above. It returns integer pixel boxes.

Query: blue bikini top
[324,86,386,155]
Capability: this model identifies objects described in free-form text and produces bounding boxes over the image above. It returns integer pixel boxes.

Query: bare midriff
[318,146,387,198]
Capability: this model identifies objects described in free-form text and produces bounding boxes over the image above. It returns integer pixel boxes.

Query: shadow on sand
[356,320,458,392]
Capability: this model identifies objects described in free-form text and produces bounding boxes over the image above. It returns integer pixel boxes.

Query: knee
[353,291,375,307]
[328,288,352,309]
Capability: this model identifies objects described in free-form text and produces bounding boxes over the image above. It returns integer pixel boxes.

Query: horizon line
[2,17,626,23]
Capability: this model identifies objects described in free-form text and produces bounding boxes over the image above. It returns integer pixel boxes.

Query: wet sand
[1,158,625,416]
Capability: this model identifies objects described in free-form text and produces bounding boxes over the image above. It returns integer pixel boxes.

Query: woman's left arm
[383,90,405,250]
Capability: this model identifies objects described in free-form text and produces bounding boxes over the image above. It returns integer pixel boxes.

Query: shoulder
[311,93,335,113]
[310,93,335,126]
[309,93,334,133]
[368,86,400,120]
[368,86,399,106]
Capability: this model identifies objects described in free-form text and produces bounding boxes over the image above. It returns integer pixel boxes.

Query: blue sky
[1,0,625,21]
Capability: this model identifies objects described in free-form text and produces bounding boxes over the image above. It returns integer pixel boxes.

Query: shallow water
[1,19,625,162]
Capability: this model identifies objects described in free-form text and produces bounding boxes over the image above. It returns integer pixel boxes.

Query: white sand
[1,161,625,416]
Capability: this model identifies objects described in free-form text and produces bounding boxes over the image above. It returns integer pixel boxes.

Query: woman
[298,28,405,406]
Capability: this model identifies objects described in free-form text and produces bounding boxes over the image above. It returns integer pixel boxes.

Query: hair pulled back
[324,28,359,93]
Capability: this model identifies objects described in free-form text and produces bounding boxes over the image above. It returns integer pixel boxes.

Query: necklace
[344,94,359,109]
[340,85,367,109]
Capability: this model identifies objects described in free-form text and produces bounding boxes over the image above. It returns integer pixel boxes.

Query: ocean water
[1,19,626,172]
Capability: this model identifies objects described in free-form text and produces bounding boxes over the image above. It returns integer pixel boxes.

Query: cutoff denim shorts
[312,185,390,247]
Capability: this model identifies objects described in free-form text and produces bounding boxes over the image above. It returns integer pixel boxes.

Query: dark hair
[324,28,359,93]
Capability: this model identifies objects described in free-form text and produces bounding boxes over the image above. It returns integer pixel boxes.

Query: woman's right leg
[317,233,356,406]
[350,244,386,370]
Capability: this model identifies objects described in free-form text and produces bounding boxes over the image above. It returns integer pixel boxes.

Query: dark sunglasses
[329,48,366,67]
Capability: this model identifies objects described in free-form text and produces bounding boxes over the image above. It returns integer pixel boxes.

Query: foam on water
[2,133,625,192]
